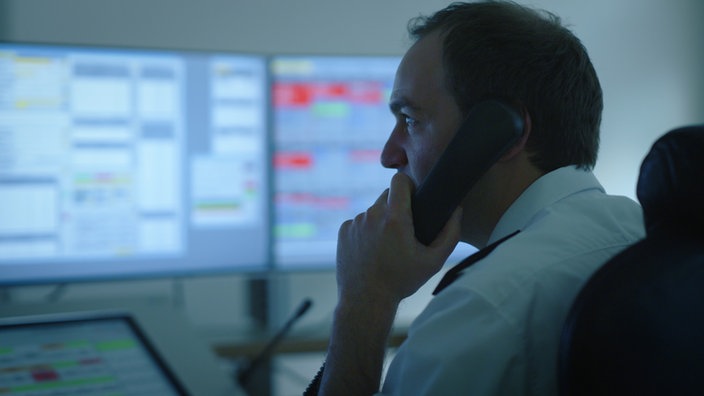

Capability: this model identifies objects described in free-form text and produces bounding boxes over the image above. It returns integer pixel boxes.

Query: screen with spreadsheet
[0,313,187,395]
[0,43,270,284]
[270,56,399,268]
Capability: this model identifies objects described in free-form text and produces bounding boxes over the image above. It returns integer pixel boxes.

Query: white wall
[1,0,703,335]
[550,0,704,197]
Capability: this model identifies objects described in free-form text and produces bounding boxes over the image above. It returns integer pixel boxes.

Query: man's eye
[404,116,418,128]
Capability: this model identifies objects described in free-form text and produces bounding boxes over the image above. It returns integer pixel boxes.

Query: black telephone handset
[412,99,525,245]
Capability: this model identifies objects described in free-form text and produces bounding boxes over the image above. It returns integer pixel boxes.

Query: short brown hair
[409,1,602,171]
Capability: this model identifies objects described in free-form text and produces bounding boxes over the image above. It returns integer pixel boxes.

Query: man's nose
[380,126,407,169]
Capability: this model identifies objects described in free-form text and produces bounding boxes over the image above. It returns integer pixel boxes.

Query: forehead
[390,31,450,112]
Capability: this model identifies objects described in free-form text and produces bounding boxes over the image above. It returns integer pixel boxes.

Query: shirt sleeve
[380,286,527,396]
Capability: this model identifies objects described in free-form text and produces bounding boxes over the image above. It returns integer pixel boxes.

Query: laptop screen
[0,313,189,395]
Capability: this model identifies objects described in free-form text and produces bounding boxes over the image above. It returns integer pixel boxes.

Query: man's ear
[499,109,531,162]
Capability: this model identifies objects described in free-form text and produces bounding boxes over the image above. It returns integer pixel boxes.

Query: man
[311,1,645,395]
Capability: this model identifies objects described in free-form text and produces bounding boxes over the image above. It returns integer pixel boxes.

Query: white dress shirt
[380,166,645,395]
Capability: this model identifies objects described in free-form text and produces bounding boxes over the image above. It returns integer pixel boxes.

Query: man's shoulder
[538,189,645,246]
[450,189,645,307]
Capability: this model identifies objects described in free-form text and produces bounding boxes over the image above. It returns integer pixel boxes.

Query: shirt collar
[488,165,605,245]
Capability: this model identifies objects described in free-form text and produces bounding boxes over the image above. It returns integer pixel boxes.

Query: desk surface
[212,327,407,358]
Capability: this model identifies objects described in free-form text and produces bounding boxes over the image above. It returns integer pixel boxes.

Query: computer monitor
[0,305,246,396]
[0,43,270,284]
[0,311,189,395]
[271,55,397,269]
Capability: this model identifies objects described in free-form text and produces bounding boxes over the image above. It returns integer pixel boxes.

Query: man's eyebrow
[389,97,419,114]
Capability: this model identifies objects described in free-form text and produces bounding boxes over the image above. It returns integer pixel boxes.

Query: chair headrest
[636,125,704,235]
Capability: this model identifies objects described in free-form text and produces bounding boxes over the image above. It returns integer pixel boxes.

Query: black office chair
[558,125,704,396]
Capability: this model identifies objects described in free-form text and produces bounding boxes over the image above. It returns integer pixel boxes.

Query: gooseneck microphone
[236,298,313,388]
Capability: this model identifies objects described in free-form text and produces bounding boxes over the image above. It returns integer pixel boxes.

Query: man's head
[407,0,603,173]
[382,0,602,247]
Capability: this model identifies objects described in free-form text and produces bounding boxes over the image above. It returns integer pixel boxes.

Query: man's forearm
[319,295,399,395]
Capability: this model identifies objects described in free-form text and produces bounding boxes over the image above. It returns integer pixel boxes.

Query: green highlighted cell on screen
[275,223,317,239]
[312,102,349,118]
[10,376,115,393]
[96,339,136,351]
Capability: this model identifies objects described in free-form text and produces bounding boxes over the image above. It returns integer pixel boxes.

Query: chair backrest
[558,125,704,396]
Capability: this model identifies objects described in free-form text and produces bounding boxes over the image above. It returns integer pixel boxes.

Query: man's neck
[460,157,544,248]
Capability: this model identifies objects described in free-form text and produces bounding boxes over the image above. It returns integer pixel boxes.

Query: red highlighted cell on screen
[274,152,314,169]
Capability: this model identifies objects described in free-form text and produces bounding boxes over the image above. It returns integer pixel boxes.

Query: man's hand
[319,172,461,396]
[336,172,461,305]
